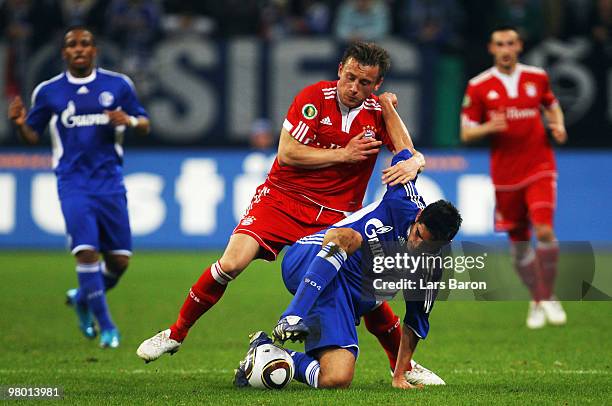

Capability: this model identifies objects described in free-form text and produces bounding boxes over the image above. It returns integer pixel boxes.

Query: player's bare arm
[460,110,508,143]
[543,105,567,144]
[8,96,40,145]
[392,325,423,390]
[105,109,150,136]
[378,92,426,186]
[277,127,382,169]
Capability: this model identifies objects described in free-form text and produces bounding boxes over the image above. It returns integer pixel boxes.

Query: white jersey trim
[49,114,63,169]
[468,68,494,86]
[98,68,137,91]
[491,66,522,98]
[31,73,64,107]
[66,69,97,85]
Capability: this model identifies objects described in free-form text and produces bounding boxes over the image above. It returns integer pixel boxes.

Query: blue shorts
[282,241,377,359]
[60,193,132,256]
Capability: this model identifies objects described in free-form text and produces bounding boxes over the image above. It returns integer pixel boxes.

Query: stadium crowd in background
[1,0,611,147]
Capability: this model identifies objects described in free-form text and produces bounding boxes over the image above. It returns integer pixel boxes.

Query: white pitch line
[0,368,232,375]
[0,368,609,376]
[450,369,610,375]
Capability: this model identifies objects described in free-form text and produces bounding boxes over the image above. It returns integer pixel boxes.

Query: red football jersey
[267,80,394,212]
[462,64,559,190]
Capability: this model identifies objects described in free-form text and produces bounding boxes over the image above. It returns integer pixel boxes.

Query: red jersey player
[461,26,568,329]
[138,42,426,365]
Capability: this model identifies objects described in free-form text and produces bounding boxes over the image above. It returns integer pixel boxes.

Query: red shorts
[233,181,346,261]
[494,174,557,240]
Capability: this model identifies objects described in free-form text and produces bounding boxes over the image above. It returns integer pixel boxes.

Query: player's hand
[549,123,567,144]
[392,376,423,390]
[486,111,508,133]
[105,109,131,127]
[378,92,398,108]
[342,131,382,164]
[382,156,421,186]
[8,96,27,126]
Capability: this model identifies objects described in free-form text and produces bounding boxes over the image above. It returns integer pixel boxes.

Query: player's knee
[105,255,129,276]
[534,224,555,242]
[217,255,247,279]
[75,249,99,264]
[318,369,353,389]
[323,228,362,255]
[508,227,530,243]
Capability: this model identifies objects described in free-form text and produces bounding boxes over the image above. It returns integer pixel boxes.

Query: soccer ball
[245,343,294,389]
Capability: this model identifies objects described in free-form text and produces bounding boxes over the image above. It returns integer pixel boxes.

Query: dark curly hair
[341,41,391,80]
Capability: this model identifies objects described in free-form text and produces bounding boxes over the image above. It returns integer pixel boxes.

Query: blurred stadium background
[0,0,611,402]
[1,0,612,248]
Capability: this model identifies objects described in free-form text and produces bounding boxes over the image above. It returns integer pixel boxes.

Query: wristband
[128,116,138,128]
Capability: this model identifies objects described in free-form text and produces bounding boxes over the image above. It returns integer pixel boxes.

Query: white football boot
[526,301,546,329]
[540,298,567,326]
[136,329,181,363]
[404,360,446,385]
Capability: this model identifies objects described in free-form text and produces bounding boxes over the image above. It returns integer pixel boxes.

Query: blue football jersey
[294,149,438,338]
[26,68,148,197]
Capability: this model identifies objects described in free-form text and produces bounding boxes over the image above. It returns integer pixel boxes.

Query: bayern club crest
[524,82,537,98]
[363,125,376,138]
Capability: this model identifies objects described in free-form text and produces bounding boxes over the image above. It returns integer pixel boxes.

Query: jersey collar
[491,64,523,98]
[66,68,97,85]
[336,92,364,113]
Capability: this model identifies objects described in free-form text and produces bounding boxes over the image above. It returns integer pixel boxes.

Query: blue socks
[282,243,347,319]
[76,262,115,331]
[289,350,320,388]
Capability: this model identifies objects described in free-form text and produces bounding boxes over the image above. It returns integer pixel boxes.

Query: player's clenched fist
[8,96,27,126]
[487,111,508,133]
[549,122,567,144]
[378,92,398,108]
[342,131,382,163]
[105,109,131,127]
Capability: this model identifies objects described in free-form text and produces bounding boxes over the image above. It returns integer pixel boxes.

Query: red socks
[364,301,402,371]
[512,245,542,301]
[536,241,559,300]
[170,261,233,342]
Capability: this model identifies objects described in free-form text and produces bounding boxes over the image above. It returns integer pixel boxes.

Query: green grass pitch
[0,250,610,404]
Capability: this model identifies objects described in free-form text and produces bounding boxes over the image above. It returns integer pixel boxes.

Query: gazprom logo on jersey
[365,218,393,238]
[61,101,110,128]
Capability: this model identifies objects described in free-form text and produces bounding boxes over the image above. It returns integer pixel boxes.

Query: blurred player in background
[460,26,567,329]
[138,42,425,368]
[8,26,150,348]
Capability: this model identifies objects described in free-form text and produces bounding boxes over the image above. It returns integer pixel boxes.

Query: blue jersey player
[235,150,461,390]
[8,27,150,348]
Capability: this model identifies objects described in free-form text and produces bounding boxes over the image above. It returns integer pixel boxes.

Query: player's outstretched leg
[363,301,401,371]
[137,234,260,363]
